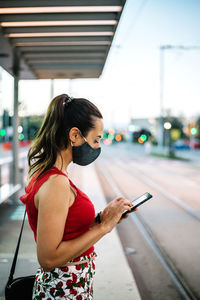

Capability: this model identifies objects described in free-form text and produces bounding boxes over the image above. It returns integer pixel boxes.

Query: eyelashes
[94,139,101,144]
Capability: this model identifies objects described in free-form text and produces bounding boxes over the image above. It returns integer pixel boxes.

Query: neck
[54,147,72,173]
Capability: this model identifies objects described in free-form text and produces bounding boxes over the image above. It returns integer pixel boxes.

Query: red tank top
[20,166,95,257]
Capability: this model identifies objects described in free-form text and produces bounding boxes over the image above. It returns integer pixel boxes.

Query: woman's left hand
[117,207,138,223]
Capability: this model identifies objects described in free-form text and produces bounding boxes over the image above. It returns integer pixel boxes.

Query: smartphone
[122,192,153,218]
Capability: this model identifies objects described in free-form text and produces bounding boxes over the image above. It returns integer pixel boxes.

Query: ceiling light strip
[15,41,111,46]
[6,31,114,38]
[0,6,122,14]
[0,20,117,27]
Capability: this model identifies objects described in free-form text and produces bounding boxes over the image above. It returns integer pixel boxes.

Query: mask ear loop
[70,130,87,147]
[79,130,87,142]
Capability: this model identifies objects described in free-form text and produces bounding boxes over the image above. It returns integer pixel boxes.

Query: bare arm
[36,175,132,271]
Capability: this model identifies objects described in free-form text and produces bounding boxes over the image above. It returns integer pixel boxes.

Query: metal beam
[0,27,35,79]
[0,13,117,22]
[34,69,101,79]
[3,25,115,34]
[10,35,112,44]
[12,47,20,202]
[19,45,108,52]
[31,63,103,69]
[23,52,105,58]
[27,59,104,64]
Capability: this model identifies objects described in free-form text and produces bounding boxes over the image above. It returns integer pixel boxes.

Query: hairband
[63,95,73,106]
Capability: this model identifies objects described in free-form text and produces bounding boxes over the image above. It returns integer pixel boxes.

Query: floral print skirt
[32,252,97,300]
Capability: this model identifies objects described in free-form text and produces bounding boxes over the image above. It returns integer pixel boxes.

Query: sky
[0,0,200,129]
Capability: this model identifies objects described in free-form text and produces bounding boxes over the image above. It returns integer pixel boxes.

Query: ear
[69,127,81,143]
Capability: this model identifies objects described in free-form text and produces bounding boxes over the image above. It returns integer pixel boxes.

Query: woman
[20,94,133,300]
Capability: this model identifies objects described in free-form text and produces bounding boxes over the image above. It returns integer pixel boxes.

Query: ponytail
[28,94,102,180]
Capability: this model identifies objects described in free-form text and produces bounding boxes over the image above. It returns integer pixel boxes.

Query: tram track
[117,159,200,221]
[95,159,200,300]
[131,157,200,187]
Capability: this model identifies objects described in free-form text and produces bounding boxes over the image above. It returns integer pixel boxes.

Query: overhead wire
[115,0,150,49]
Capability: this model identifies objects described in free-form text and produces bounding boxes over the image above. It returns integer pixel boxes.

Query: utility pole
[50,79,54,100]
[159,46,167,148]
[12,47,20,202]
[0,68,2,129]
[158,45,200,148]
[69,79,73,96]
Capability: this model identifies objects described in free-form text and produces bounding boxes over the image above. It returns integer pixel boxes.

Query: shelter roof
[0,0,126,79]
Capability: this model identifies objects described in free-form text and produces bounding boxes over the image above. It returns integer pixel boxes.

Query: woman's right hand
[100,197,133,233]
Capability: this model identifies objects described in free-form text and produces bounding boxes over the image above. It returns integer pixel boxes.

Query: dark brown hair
[28,94,103,180]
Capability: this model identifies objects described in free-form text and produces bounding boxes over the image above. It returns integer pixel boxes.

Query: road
[0,142,200,299]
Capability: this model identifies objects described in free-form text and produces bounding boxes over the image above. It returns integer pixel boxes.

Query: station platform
[0,162,141,300]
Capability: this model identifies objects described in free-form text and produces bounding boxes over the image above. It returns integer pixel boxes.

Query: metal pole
[69,79,73,95]
[3,110,10,142]
[0,68,3,129]
[23,116,28,141]
[159,46,165,148]
[50,79,54,99]
[12,47,20,202]
[0,165,2,187]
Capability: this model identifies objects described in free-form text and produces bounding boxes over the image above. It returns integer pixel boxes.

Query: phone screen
[122,192,152,218]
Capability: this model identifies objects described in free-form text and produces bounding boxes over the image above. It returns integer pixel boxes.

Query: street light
[164,121,172,130]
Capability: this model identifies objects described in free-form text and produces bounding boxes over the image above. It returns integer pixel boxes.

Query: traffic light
[103,132,107,139]
[108,133,114,141]
[133,129,151,143]
[190,127,198,136]
[0,129,6,137]
[140,134,147,142]
[18,133,24,140]
[115,134,122,142]
[185,124,199,137]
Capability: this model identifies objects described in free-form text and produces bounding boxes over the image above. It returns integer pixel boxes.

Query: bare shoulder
[35,174,70,209]
[41,173,69,192]
[48,173,70,185]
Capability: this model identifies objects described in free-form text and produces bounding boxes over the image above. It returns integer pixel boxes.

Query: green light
[103,132,107,139]
[191,128,198,135]
[18,133,24,140]
[0,129,6,137]
[108,134,114,140]
[140,134,147,142]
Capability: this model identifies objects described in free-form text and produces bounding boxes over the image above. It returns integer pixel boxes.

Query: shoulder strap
[7,169,68,283]
[7,209,26,284]
[7,168,68,283]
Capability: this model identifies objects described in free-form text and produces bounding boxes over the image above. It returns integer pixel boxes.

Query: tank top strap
[31,167,68,196]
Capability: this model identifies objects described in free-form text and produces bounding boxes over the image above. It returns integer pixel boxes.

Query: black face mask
[71,135,101,166]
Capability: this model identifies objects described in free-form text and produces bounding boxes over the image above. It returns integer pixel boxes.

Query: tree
[19,115,44,140]
[164,116,185,139]
[196,116,200,140]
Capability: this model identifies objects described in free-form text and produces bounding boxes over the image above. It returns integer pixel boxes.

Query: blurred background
[0,0,200,299]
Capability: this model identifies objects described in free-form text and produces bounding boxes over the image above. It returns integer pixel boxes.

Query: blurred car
[173,140,190,150]
[2,140,31,150]
[190,140,200,149]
